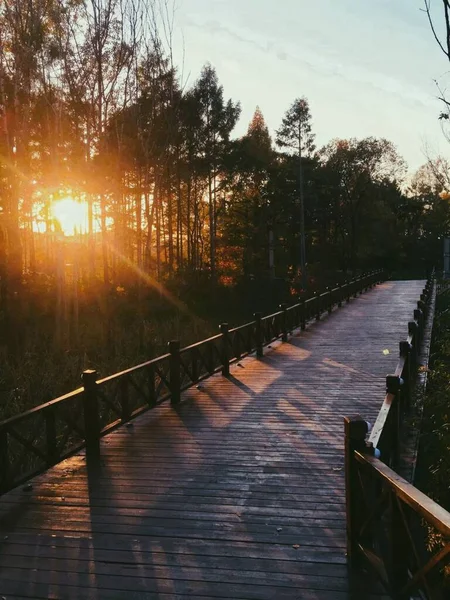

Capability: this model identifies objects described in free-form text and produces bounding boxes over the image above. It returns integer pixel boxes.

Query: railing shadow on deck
[345,273,450,599]
[0,271,385,495]
[1,319,377,598]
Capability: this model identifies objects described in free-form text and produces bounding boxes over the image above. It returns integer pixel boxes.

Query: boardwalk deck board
[0,280,424,599]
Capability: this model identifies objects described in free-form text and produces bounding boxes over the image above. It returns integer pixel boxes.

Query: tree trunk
[208,171,215,276]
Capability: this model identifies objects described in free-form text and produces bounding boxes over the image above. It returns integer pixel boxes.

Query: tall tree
[276,97,315,288]
[192,64,240,278]
[276,98,315,157]
[0,0,68,354]
[222,107,273,277]
[246,106,272,161]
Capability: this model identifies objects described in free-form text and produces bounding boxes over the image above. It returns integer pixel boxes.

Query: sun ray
[106,243,194,316]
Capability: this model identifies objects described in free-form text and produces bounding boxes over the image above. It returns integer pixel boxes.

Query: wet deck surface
[0,280,424,599]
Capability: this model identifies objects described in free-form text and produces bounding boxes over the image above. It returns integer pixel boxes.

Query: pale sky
[170,0,450,173]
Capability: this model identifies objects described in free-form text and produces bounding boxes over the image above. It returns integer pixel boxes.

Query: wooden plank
[1,532,347,563]
[0,543,349,575]
[0,494,346,510]
[0,580,389,600]
[0,280,424,599]
[0,561,360,592]
[0,525,347,548]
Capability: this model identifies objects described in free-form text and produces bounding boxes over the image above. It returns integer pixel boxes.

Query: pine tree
[247,106,272,160]
[276,97,315,156]
[221,107,273,278]
[192,64,240,277]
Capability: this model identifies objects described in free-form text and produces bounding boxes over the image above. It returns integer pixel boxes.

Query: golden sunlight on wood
[51,196,89,236]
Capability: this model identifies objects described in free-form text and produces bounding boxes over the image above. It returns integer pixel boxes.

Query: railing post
[315,292,321,320]
[327,287,332,313]
[280,304,288,342]
[344,415,370,569]
[120,375,131,421]
[148,363,156,406]
[388,493,410,598]
[294,302,300,329]
[419,295,428,319]
[220,323,230,376]
[345,280,351,303]
[337,284,342,308]
[169,340,181,405]
[254,312,263,357]
[417,299,426,317]
[300,300,306,330]
[386,375,402,467]
[191,348,199,382]
[408,320,419,370]
[206,340,215,375]
[246,322,253,354]
[0,428,10,494]
[234,330,242,361]
[414,309,423,347]
[82,369,100,458]
[44,406,58,466]
[399,341,411,410]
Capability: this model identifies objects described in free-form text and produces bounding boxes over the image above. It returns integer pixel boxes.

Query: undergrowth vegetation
[416,287,450,510]
[0,306,215,421]
[0,274,293,420]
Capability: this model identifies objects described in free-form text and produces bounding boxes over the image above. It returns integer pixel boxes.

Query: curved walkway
[0,280,424,599]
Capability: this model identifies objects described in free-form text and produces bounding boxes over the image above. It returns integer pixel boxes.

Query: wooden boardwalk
[0,280,424,600]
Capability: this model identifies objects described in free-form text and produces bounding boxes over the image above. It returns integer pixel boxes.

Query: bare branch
[423,0,450,58]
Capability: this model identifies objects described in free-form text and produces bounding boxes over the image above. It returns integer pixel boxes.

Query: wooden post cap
[344,415,370,440]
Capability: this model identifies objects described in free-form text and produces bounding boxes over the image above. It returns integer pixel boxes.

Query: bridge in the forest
[0,273,449,599]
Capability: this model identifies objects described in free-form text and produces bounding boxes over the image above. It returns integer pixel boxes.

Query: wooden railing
[345,272,450,599]
[0,270,384,495]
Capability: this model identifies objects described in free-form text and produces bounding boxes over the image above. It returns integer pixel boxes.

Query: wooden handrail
[356,452,450,537]
[366,272,435,462]
[368,391,396,450]
[179,334,222,352]
[228,320,258,334]
[97,353,171,384]
[0,387,84,430]
[344,270,450,599]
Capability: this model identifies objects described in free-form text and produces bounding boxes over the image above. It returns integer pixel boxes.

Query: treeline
[1,1,450,357]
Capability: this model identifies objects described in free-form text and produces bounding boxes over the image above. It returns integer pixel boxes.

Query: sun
[51,197,89,236]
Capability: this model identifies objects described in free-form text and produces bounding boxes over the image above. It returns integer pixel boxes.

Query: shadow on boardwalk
[0,281,423,599]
